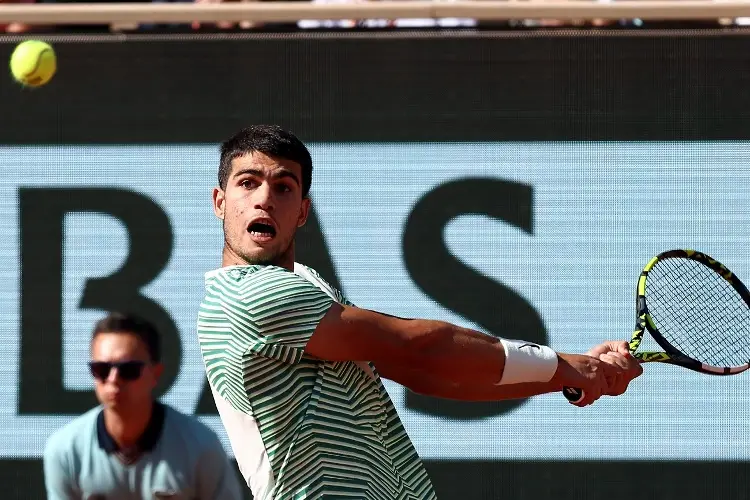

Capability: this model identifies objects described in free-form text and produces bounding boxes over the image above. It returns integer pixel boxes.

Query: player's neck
[103,400,154,449]
[271,249,295,271]
[222,245,296,271]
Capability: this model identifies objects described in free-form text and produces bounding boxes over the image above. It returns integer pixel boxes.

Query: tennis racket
[563,249,750,404]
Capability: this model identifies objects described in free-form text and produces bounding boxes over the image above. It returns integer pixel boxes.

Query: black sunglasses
[88,360,146,382]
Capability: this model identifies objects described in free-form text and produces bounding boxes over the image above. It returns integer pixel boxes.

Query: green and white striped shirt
[197,263,437,500]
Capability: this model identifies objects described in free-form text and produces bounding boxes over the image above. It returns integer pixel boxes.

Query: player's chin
[241,245,281,265]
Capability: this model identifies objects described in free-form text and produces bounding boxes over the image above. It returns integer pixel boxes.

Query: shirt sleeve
[43,435,77,500]
[216,266,335,365]
[196,433,244,500]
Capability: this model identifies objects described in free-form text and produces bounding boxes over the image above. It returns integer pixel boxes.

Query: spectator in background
[0,0,35,33]
[191,0,259,30]
[298,0,477,29]
[43,312,243,500]
[189,0,477,31]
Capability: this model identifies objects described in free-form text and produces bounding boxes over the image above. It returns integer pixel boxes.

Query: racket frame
[563,249,750,403]
[632,249,750,376]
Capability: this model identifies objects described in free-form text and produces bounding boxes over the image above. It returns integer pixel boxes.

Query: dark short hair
[91,312,161,363]
[218,124,313,198]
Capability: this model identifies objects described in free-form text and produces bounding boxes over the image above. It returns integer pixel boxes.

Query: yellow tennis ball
[9,40,56,87]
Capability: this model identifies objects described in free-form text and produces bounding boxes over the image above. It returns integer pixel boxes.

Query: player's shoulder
[293,262,324,281]
[294,262,352,305]
[44,406,100,459]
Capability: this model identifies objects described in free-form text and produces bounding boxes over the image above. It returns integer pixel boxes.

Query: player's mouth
[247,218,277,243]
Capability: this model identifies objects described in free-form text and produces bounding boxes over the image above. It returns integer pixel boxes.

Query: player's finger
[573,389,599,407]
[570,379,599,407]
[604,370,626,395]
[608,352,644,380]
[578,371,607,407]
[600,353,632,395]
[596,356,624,379]
[613,341,631,356]
[596,341,630,357]
[583,383,605,406]
[626,355,644,378]
[602,353,643,395]
[586,340,626,359]
[599,352,628,369]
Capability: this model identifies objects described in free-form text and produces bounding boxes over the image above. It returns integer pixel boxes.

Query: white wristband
[498,339,559,385]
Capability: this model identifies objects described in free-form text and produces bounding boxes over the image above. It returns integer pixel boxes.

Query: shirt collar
[96,402,166,455]
[204,262,304,282]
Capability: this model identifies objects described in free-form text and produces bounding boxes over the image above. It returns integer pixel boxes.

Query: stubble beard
[224,223,294,267]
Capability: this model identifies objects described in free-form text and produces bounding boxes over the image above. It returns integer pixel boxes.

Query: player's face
[90,333,162,413]
[213,151,310,268]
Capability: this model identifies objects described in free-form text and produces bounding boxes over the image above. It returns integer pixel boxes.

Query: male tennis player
[197,125,643,500]
[44,312,242,500]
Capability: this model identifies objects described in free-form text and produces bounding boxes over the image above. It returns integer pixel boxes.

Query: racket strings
[646,258,750,368]
[663,269,748,365]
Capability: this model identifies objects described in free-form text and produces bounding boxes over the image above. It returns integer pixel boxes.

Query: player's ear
[297,197,311,228]
[212,187,225,220]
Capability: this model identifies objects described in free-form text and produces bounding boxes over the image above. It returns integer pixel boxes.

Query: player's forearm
[387,316,560,389]
[377,362,563,401]
[412,379,563,401]
[399,319,510,385]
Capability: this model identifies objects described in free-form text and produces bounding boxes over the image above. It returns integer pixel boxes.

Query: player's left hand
[585,340,643,396]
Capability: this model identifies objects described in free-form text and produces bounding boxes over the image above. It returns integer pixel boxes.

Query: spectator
[0,0,36,33]
[191,0,259,31]
[43,312,243,500]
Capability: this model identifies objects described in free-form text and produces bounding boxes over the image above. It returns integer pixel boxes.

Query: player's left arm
[375,361,560,400]
[343,296,639,399]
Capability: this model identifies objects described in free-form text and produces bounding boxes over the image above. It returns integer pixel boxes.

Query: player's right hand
[551,353,620,407]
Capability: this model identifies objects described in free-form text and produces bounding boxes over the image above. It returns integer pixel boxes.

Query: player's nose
[253,182,275,211]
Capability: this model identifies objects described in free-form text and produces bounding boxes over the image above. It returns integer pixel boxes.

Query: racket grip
[562,387,585,404]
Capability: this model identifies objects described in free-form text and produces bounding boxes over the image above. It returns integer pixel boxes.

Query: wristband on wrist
[497,339,559,385]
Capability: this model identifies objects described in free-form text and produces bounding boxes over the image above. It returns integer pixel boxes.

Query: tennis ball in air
[9,40,56,87]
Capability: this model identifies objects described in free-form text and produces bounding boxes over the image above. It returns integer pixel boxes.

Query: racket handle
[562,387,585,403]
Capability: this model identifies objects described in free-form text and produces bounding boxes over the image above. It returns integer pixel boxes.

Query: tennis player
[197,125,643,500]
[44,312,243,500]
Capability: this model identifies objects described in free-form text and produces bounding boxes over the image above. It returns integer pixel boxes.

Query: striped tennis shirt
[197,263,436,500]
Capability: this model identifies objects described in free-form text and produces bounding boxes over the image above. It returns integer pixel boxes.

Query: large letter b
[19,188,180,414]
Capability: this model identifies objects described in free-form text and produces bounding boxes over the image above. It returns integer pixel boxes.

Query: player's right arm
[216,266,618,406]
[306,303,615,405]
